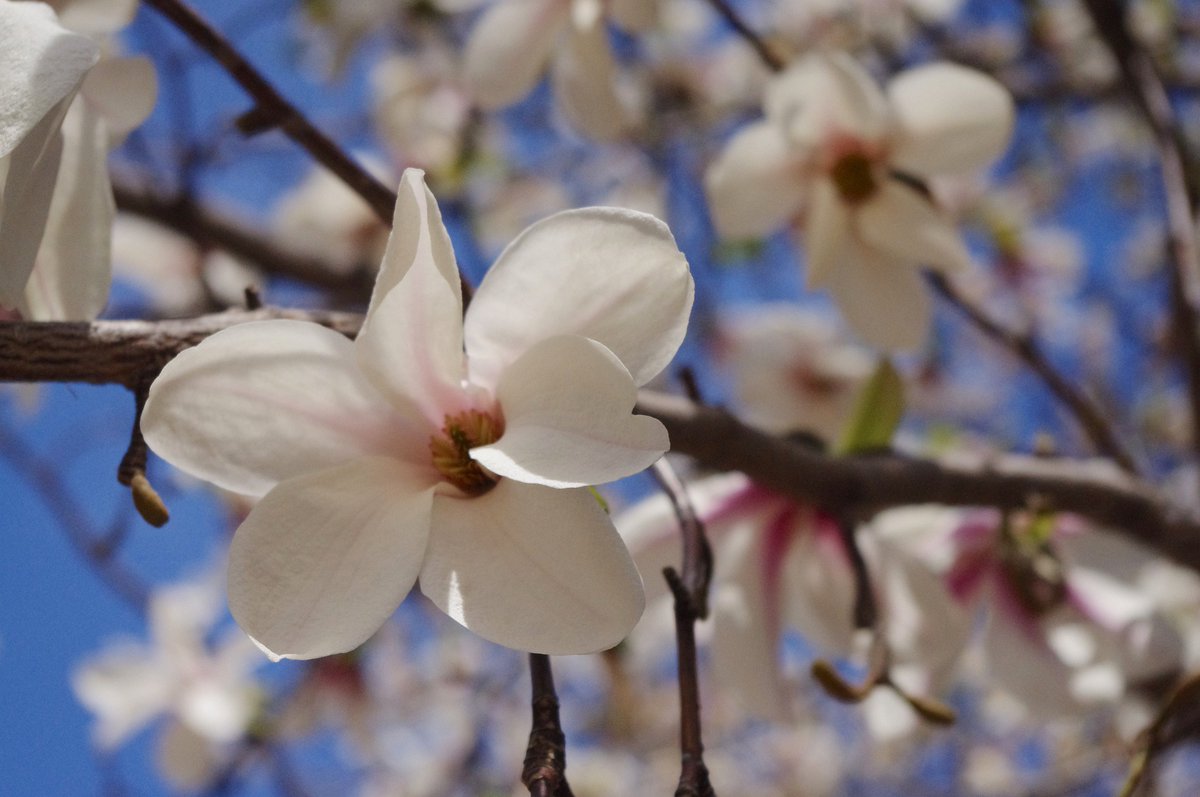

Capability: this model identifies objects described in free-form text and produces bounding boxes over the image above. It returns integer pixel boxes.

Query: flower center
[429,409,505,496]
[998,515,1068,618]
[829,152,879,204]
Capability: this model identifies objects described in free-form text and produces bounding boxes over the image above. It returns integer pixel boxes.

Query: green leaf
[836,357,905,454]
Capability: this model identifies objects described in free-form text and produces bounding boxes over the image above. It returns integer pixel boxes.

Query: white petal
[177,677,255,743]
[856,181,972,273]
[81,56,157,140]
[823,242,932,352]
[780,524,859,655]
[21,98,112,321]
[142,320,423,497]
[465,207,692,388]
[227,457,437,661]
[471,335,668,487]
[156,720,222,791]
[711,525,790,719]
[52,0,139,34]
[766,52,889,148]
[72,645,175,749]
[982,609,1079,717]
[419,480,644,654]
[802,179,850,289]
[552,13,627,140]
[888,62,1014,176]
[463,0,569,109]
[704,121,808,240]
[0,1,97,157]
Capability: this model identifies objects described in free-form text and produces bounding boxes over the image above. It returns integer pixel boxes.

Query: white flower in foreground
[463,0,657,140]
[142,169,693,658]
[72,575,262,787]
[0,0,98,313]
[705,53,1014,350]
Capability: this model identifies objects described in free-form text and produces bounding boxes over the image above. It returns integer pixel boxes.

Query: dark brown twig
[928,274,1140,474]
[522,654,573,797]
[701,0,785,72]
[140,0,398,225]
[653,457,716,797]
[117,373,170,527]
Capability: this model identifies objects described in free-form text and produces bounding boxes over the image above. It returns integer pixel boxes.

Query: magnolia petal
[766,52,889,148]
[21,100,112,321]
[824,243,931,352]
[156,720,221,791]
[888,62,1014,176]
[0,106,67,307]
[227,457,437,661]
[72,646,175,749]
[177,677,255,743]
[552,13,626,141]
[0,1,97,156]
[857,181,971,273]
[465,207,692,388]
[802,179,850,290]
[143,320,422,497]
[81,56,157,140]
[711,525,790,720]
[52,0,139,34]
[982,609,1079,717]
[610,0,657,31]
[780,526,859,655]
[419,480,644,654]
[463,0,569,109]
[472,335,667,487]
[704,121,807,240]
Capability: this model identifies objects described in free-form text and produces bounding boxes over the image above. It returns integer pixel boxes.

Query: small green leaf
[836,357,905,454]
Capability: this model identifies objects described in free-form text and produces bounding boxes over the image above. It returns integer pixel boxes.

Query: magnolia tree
[7,0,1200,794]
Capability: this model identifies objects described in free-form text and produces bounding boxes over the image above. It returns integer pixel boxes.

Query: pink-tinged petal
[227,457,438,661]
[609,0,656,31]
[780,520,859,655]
[419,480,644,654]
[888,62,1014,176]
[463,0,569,109]
[357,170,467,425]
[711,524,790,720]
[0,107,67,308]
[471,335,668,487]
[982,607,1079,717]
[72,645,175,749]
[0,1,97,157]
[81,56,157,140]
[143,320,423,497]
[465,207,692,388]
[766,53,889,148]
[51,0,139,34]
[823,243,932,352]
[802,179,850,290]
[704,121,807,240]
[857,181,971,273]
[21,99,113,321]
[552,12,627,141]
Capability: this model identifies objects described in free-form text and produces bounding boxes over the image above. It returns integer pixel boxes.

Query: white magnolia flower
[705,53,1014,350]
[142,169,693,659]
[72,575,262,786]
[0,0,156,320]
[463,0,657,140]
[0,0,98,313]
[880,505,1184,717]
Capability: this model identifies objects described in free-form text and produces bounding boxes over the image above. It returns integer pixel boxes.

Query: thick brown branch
[523,654,573,797]
[3,314,1200,573]
[141,0,398,225]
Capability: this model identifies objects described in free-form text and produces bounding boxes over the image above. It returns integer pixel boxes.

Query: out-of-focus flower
[142,169,693,659]
[879,499,1185,717]
[1,0,156,320]
[0,0,98,313]
[72,574,263,788]
[705,53,1013,350]
[716,304,875,438]
[462,0,658,140]
[775,0,965,52]
[371,48,471,180]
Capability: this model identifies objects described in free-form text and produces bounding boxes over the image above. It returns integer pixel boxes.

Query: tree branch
[523,654,573,797]
[141,0,398,225]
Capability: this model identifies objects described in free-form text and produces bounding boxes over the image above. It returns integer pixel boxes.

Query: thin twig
[1078,0,1200,478]
[140,0,398,225]
[928,274,1140,474]
[651,459,713,617]
[522,654,573,797]
[701,0,785,72]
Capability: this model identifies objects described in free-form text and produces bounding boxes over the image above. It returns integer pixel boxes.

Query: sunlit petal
[704,121,807,240]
